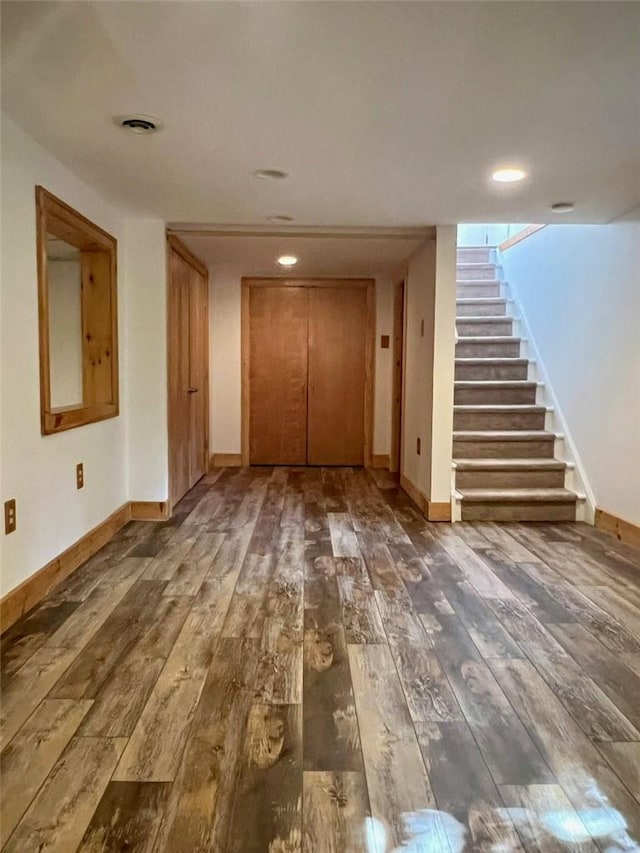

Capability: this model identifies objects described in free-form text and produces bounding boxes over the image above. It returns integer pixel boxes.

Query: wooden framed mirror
[36,186,119,434]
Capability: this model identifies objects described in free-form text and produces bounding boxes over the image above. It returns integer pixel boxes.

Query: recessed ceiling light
[492,167,527,183]
[115,114,163,134]
[267,215,294,222]
[277,255,298,267]
[551,202,575,213]
[253,169,289,180]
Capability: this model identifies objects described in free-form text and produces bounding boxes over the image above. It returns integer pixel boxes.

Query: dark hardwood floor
[1,466,640,852]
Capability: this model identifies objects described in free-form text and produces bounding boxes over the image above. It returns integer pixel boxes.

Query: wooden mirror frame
[36,186,119,434]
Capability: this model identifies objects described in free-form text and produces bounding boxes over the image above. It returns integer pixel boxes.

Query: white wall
[209,271,394,459]
[1,117,170,598]
[401,229,457,506]
[402,239,436,494]
[209,266,243,454]
[123,219,168,502]
[373,278,393,457]
[501,222,640,525]
[430,226,457,504]
[48,259,83,408]
[1,115,128,595]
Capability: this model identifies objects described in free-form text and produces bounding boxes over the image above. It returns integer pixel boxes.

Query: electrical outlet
[416,437,421,455]
[4,499,16,534]
[76,463,84,490]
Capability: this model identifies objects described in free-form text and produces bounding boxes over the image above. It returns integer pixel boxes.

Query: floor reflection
[364,802,640,852]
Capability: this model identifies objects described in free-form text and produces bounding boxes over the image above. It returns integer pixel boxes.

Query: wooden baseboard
[210,453,243,469]
[595,507,640,550]
[371,454,390,469]
[427,502,452,522]
[400,474,427,515]
[400,474,451,522]
[0,502,131,633]
[130,501,169,521]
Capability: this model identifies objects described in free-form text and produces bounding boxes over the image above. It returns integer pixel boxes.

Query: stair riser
[456,301,506,317]
[454,410,546,431]
[454,386,537,405]
[456,469,566,489]
[461,501,576,522]
[457,248,491,263]
[456,341,520,358]
[453,439,555,458]
[457,267,497,281]
[456,319,513,337]
[457,283,501,298]
[455,363,528,381]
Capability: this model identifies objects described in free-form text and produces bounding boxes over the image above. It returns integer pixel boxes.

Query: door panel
[249,286,308,464]
[168,239,209,507]
[307,286,368,465]
[168,251,192,504]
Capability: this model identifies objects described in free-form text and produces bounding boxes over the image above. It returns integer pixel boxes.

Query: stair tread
[454,458,566,470]
[457,336,520,343]
[456,297,505,302]
[458,488,577,503]
[456,357,527,364]
[454,404,544,412]
[457,263,496,270]
[456,316,511,322]
[454,430,555,440]
[455,380,536,387]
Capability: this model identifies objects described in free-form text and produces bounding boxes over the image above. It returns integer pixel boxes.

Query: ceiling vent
[116,115,162,134]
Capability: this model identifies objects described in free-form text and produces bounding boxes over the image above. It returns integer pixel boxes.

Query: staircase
[453,247,578,521]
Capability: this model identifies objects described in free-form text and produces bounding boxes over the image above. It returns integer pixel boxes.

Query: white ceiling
[2,1,639,227]
[177,230,430,277]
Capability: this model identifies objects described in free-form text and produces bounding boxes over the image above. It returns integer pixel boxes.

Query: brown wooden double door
[167,236,209,506]
[247,280,373,466]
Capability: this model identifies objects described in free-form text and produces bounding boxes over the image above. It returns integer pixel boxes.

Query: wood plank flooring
[2,466,640,851]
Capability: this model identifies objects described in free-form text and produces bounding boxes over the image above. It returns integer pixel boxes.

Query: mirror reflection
[46,234,83,410]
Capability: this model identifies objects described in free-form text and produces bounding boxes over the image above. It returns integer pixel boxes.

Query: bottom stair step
[458,487,577,521]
